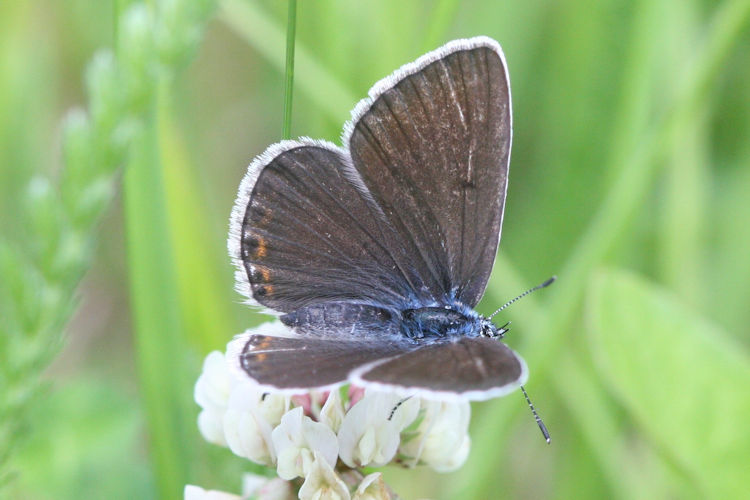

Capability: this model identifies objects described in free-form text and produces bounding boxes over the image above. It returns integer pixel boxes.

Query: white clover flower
[223,382,290,466]
[298,451,351,500]
[352,472,390,500]
[272,407,339,480]
[193,335,475,497]
[194,351,232,446]
[398,400,471,472]
[338,391,419,468]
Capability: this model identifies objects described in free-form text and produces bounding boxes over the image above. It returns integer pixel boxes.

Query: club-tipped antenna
[521,385,550,444]
[488,276,556,319]
[388,396,413,421]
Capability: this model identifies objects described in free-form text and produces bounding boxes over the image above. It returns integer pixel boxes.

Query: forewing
[227,332,412,393]
[229,139,423,314]
[346,37,512,306]
[351,337,527,401]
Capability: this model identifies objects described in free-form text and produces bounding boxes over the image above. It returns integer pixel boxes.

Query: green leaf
[587,269,750,499]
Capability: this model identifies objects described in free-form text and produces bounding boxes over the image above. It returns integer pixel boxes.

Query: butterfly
[227,36,529,402]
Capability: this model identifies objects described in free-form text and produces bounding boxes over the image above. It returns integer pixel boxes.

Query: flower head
[189,328,476,498]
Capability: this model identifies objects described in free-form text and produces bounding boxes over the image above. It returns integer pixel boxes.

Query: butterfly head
[479,317,509,339]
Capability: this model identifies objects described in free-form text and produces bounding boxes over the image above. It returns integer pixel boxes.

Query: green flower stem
[282,0,297,140]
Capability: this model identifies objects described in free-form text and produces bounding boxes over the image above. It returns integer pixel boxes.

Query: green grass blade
[219,0,356,126]
[281,0,297,140]
[157,94,237,352]
[123,83,193,500]
[656,1,708,306]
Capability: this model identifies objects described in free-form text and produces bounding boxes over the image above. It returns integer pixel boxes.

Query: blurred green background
[1,0,749,498]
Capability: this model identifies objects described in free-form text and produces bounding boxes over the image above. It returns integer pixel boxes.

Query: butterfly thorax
[400,304,499,340]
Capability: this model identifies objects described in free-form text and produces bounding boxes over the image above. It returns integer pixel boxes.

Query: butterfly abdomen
[280,302,399,338]
[400,305,481,339]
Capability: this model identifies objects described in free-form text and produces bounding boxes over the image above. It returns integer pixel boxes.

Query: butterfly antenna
[488,276,556,319]
[388,396,413,421]
[521,385,550,444]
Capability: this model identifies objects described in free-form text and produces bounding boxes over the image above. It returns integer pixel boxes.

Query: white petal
[197,408,227,446]
[398,400,471,470]
[272,407,338,480]
[389,396,420,432]
[353,472,390,500]
[301,414,339,468]
[357,427,377,464]
[253,478,296,500]
[319,390,345,433]
[373,424,400,466]
[430,435,471,473]
[223,406,274,466]
[222,383,289,465]
[240,473,269,497]
[275,446,303,481]
[338,391,402,467]
[298,452,351,500]
[194,351,231,410]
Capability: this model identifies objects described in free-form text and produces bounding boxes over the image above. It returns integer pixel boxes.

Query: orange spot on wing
[255,237,267,258]
[260,267,271,282]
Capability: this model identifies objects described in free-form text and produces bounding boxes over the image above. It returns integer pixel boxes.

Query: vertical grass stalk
[124,82,193,500]
[282,0,297,140]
